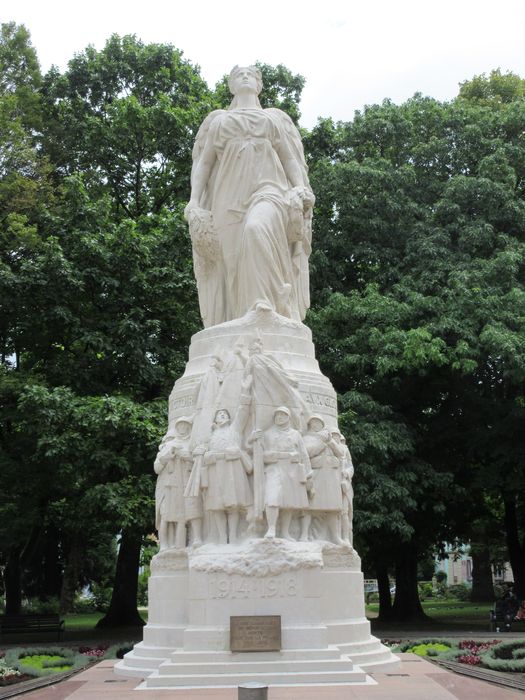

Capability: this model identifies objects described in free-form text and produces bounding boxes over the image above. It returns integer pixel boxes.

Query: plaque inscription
[230,615,281,652]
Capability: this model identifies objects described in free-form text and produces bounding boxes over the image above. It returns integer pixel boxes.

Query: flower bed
[395,638,456,656]
[390,637,525,671]
[4,646,91,679]
[479,640,525,672]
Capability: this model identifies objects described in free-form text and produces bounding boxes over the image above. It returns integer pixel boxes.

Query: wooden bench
[0,614,65,641]
[490,607,525,633]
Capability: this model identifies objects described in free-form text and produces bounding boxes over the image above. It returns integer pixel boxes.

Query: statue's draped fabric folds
[115,65,399,688]
[186,66,313,328]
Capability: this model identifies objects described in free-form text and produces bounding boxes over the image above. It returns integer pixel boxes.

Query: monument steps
[157,656,362,675]
[164,647,344,662]
[118,653,166,670]
[122,641,174,659]
[143,666,369,688]
[339,647,396,667]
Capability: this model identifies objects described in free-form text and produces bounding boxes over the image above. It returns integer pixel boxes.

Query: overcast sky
[5,0,525,128]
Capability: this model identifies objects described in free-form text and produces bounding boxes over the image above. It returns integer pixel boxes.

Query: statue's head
[273,406,291,427]
[214,408,231,427]
[210,355,222,369]
[228,65,263,97]
[331,429,342,443]
[307,415,325,433]
[175,416,192,437]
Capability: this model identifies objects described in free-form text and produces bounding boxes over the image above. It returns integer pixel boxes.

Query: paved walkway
[19,655,523,699]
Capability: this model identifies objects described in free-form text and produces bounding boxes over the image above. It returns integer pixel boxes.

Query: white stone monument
[116,65,398,688]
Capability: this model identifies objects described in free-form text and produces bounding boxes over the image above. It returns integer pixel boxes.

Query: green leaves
[41,34,213,218]
[307,74,525,575]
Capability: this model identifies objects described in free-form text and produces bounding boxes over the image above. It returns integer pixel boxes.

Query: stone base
[115,540,398,687]
[167,308,340,442]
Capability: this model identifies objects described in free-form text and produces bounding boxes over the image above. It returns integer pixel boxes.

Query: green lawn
[367,599,494,632]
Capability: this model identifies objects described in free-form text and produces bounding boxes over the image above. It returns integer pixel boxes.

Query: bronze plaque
[230,615,281,652]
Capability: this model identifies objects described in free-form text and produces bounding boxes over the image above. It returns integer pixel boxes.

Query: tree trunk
[4,548,22,615]
[470,545,494,602]
[96,529,145,628]
[503,496,525,599]
[391,545,427,621]
[376,563,393,620]
[42,528,63,599]
[59,536,82,614]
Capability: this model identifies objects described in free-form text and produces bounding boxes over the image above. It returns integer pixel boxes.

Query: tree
[41,34,213,218]
[459,69,525,105]
[0,31,209,620]
[306,82,525,618]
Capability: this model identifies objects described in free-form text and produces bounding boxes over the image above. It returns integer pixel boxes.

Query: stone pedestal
[116,539,397,686]
[115,310,399,686]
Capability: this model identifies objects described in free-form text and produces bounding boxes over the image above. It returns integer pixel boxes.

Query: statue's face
[309,418,324,433]
[176,421,191,437]
[274,410,289,427]
[230,67,258,95]
[215,409,230,426]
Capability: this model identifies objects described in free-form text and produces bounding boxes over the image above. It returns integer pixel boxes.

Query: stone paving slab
[17,656,524,699]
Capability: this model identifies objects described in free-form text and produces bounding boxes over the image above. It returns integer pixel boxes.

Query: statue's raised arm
[185,65,314,328]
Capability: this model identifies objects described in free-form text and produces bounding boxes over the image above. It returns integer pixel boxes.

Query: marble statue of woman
[185,65,314,328]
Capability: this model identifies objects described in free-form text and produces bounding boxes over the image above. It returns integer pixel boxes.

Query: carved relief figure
[185,65,315,327]
[154,417,201,549]
[303,416,345,544]
[238,336,308,429]
[194,376,254,544]
[332,430,354,546]
[253,406,312,540]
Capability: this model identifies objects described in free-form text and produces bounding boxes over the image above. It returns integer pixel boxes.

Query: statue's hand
[291,186,315,209]
[184,200,200,221]
[186,206,220,261]
[251,428,263,442]
[241,374,253,392]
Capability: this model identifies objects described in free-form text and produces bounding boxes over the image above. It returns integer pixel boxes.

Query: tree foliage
[306,83,525,616]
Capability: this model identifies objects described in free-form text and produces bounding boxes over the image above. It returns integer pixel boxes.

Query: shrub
[480,640,525,672]
[21,597,60,614]
[72,595,97,614]
[457,654,482,665]
[418,582,433,599]
[4,647,91,677]
[0,660,21,682]
[394,638,456,654]
[104,642,135,660]
[79,645,108,658]
[137,570,149,607]
[90,583,112,612]
[446,583,471,601]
